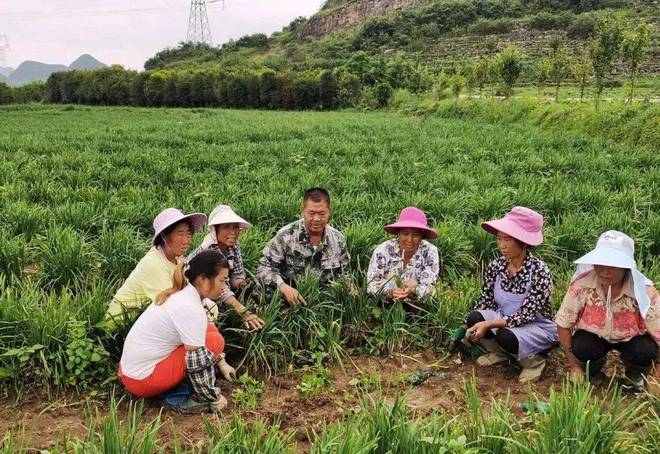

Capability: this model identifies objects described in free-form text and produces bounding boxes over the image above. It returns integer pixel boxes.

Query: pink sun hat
[481,206,544,247]
[384,207,438,240]
[152,208,207,245]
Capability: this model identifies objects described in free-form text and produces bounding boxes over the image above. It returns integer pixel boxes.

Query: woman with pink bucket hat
[555,231,660,394]
[367,207,440,303]
[105,207,207,327]
[463,206,558,383]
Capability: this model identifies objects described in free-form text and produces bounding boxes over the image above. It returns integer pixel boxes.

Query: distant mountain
[6,54,107,86]
[69,54,107,71]
[8,61,68,86]
[0,73,8,84]
[0,66,12,77]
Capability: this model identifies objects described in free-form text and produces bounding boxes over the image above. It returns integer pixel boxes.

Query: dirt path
[0,351,568,450]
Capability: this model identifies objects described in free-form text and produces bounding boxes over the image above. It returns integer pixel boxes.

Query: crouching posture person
[367,207,440,303]
[118,250,237,413]
[555,231,660,393]
[465,207,558,383]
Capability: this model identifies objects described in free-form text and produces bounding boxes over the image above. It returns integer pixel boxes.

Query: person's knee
[495,329,519,354]
[621,335,658,367]
[466,311,485,328]
[571,330,608,362]
[205,324,225,355]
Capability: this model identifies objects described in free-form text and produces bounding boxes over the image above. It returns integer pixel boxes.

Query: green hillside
[20,0,657,110]
[145,0,658,75]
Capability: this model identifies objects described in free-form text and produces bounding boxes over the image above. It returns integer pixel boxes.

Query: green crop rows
[0,104,658,450]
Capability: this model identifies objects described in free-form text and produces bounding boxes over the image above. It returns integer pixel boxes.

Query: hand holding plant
[279,284,307,306]
[466,321,491,342]
[210,395,228,412]
[218,359,237,381]
[243,312,265,330]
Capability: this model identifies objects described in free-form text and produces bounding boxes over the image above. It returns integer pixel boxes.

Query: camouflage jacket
[256,219,350,290]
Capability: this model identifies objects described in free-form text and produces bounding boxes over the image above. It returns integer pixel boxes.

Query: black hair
[155,219,194,247]
[156,249,228,305]
[303,187,331,206]
[185,249,229,283]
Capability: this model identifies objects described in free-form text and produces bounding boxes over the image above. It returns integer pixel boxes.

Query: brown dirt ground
[0,350,619,452]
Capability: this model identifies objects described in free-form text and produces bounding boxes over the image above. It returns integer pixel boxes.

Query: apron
[477,273,558,359]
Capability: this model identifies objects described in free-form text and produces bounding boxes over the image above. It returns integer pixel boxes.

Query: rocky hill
[299,0,659,74]
[302,0,422,37]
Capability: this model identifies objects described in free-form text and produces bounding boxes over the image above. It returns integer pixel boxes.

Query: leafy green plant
[231,373,265,409]
[298,365,333,397]
[62,321,112,387]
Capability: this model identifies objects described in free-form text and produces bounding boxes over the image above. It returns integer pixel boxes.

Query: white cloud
[0,0,321,69]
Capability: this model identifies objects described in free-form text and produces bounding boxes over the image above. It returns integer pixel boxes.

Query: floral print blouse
[367,239,440,299]
[555,269,660,347]
[473,253,553,327]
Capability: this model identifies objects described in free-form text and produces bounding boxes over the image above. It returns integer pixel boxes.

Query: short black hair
[303,187,331,206]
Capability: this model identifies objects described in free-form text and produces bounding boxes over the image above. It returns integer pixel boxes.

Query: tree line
[0,15,652,108]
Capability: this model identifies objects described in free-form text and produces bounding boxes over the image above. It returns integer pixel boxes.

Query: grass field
[0,104,659,451]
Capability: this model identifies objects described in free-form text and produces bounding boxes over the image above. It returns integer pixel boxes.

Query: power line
[0,0,291,18]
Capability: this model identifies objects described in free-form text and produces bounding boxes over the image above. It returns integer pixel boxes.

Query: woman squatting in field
[105,208,207,329]
[555,231,660,393]
[464,207,558,383]
[118,249,236,413]
[187,205,264,330]
[367,207,440,306]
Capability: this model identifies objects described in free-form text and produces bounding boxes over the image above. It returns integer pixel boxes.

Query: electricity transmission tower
[0,35,9,67]
[186,0,216,45]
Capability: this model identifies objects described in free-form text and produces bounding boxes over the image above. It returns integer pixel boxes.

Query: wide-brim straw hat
[152,208,206,245]
[207,205,252,230]
[384,207,438,240]
[482,206,543,247]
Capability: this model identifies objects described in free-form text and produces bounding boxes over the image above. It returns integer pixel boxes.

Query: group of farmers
[108,187,660,413]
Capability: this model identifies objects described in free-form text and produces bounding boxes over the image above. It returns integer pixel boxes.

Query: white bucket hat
[572,230,653,318]
[199,205,252,249]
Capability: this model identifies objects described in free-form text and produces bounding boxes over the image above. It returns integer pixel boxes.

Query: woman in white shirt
[118,249,236,413]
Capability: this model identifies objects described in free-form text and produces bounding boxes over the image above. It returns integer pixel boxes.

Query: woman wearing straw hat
[106,208,206,325]
[367,207,440,303]
[464,206,558,383]
[188,205,264,331]
[555,231,659,393]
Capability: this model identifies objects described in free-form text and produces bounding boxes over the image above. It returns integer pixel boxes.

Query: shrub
[567,13,598,38]
[374,82,393,107]
[470,18,515,35]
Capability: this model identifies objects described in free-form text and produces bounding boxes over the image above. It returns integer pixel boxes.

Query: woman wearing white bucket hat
[188,205,264,331]
[106,208,206,326]
[555,231,660,393]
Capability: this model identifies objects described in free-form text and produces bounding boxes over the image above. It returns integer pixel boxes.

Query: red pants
[118,323,225,398]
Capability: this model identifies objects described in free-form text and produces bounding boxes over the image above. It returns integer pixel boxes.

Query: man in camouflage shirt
[256,188,350,305]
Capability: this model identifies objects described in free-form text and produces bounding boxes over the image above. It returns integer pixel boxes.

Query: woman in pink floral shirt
[555,231,660,393]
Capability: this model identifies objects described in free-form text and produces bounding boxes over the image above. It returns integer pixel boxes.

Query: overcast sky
[0,0,322,70]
